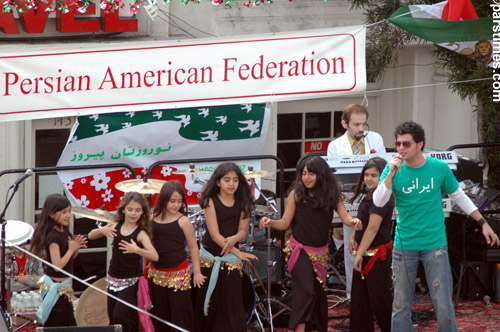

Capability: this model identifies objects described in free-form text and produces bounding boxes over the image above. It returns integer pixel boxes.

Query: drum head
[1,220,34,247]
[75,278,108,326]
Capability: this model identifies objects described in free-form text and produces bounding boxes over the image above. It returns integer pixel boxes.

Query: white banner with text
[0,26,365,122]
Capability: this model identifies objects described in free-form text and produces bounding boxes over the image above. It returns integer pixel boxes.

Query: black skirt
[289,249,328,332]
[193,265,247,332]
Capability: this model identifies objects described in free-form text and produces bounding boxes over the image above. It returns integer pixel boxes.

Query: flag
[57,103,270,209]
[388,1,495,67]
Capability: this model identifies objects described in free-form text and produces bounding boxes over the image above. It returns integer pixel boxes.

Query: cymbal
[242,169,274,178]
[72,207,115,223]
[173,168,212,175]
[115,179,167,194]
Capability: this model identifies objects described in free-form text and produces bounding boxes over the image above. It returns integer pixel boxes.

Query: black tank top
[152,218,187,268]
[201,195,241,256]
[292,202,333,247]
[108,223,143,278]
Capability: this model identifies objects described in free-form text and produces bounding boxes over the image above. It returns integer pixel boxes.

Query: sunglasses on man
[395,141,412,148]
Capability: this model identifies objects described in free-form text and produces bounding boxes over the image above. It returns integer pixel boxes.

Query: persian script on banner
[57,104,270,209]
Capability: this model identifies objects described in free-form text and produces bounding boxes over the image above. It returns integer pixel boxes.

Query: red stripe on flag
[441,0,479,21]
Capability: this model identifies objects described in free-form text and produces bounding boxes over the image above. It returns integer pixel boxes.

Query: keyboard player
[326,104,386,300]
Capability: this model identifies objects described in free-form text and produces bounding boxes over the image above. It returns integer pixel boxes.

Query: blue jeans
[392,247,457,332]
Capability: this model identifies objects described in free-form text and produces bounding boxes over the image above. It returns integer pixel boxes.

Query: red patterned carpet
[245,294,500,332]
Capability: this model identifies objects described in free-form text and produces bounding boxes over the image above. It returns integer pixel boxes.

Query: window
[29,118,74,216]
[276,110,343,196]
[305,112,331,138]
[278,113,302,140]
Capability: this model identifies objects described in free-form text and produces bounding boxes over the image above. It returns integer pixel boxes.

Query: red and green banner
[57,103,270,209]
[388,1,495,67]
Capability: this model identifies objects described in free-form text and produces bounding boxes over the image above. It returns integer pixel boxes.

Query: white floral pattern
[160,166,172,177]
[76,195,90,207]
[90,173,110,191]
[101,189,114,202]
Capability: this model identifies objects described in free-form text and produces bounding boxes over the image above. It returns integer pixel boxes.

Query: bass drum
[75,278,108,326]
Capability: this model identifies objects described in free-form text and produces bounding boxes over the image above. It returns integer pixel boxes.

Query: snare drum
[1,220,34,247]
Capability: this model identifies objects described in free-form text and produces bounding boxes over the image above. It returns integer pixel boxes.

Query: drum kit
[0,164,285,330]
[0,219,36,331]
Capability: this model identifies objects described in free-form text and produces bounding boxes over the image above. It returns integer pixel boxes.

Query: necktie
[353,141,360,155]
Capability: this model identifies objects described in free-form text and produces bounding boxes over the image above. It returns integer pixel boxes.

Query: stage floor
[247,294,500,332]
[12,296,500,332]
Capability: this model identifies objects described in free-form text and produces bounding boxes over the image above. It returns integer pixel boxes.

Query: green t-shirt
[380,156,458,251]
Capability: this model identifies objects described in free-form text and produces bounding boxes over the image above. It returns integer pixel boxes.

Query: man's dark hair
[394,121,425,151]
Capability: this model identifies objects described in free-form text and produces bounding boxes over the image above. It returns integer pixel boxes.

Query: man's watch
[477,217,487,227]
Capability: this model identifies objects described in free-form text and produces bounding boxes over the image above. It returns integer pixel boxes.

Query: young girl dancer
[260,156,361,332]
[349,157,394,332]
[88,192,158,332]
[147,181,206,332]
[30,194,87,327]
[194,162,257,332]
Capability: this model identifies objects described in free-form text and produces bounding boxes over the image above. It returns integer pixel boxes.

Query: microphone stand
[249,178,291,332]
[0,181,25,324]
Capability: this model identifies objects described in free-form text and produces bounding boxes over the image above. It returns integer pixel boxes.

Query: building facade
[0,0,479,223]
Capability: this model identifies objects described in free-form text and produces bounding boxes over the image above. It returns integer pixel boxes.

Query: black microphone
[392,165,399,178]
[392,156,402,178]
[10,169,34,188]
[363,124,370,138]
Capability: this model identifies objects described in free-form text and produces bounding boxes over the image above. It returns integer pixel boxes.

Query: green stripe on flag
[388,6,493,43]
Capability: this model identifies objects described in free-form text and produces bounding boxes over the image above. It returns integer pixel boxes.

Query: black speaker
[460,262,493,301]
[251,244,282,285]
[35,325,122,332]
[494,263,500,303]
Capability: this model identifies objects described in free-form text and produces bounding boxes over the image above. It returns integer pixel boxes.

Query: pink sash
[137,276,155,332]
[288,235,328,286]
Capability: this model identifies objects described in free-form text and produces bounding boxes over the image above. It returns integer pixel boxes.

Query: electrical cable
[163,9,217,37]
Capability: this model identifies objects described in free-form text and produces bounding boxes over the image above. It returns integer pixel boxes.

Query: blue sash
[36,276,71,324]
[200,246,239,315]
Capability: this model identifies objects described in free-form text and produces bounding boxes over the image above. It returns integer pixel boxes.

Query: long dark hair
[293,156,342,214]
[115,192,152,239]
[350,157,387,203]
[30,194,71,257]
[154,181,188,220]
[199,162,253,218]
